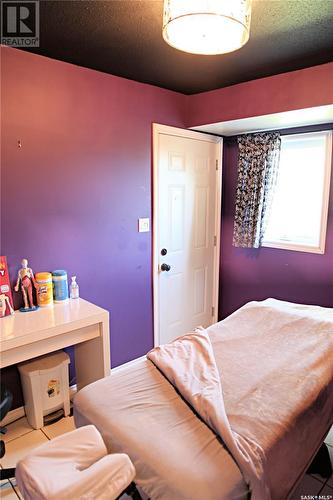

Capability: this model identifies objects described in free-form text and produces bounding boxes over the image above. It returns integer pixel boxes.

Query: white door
[153,124,222,346]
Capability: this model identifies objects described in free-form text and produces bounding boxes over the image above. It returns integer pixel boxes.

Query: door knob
[161,263,171,272]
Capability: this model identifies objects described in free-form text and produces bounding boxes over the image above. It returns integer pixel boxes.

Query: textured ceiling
[19,0,333,94]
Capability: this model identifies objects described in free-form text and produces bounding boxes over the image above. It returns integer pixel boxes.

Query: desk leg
[74,317,111,390]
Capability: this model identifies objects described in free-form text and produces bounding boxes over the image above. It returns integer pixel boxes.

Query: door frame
[152,123,223,347]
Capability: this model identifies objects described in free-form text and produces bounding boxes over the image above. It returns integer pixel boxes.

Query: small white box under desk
[0,298,111,392]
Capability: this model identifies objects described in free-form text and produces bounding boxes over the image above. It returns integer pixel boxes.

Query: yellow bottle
[35,272,53,307]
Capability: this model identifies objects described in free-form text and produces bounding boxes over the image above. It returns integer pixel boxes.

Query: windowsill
[262,240,325,254]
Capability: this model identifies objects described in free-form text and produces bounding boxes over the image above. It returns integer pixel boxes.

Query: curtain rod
[222,123,333,142]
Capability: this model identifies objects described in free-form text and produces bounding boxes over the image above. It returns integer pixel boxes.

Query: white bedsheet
[74,358,246,500]
[74,299,333,500]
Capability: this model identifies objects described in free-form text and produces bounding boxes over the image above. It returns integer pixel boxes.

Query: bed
[73,299,333,499]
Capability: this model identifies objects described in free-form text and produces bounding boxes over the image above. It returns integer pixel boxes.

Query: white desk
[0,299,110,390]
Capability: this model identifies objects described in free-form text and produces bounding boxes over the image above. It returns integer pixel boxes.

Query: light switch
[138,218,150,233]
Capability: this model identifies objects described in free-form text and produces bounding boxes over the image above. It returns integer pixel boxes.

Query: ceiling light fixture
[162,0,252,56]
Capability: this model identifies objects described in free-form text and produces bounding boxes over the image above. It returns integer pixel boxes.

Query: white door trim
[152,123,223,347]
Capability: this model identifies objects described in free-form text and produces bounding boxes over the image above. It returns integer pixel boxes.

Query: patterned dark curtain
[232,132,281,248]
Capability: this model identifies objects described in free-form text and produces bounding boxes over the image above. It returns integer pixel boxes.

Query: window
[263,130,332,253]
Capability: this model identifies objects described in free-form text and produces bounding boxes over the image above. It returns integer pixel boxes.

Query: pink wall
[187,62,333,127]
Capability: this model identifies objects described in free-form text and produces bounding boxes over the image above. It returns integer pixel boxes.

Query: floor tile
[0,479,19,499]
[325,427,333,447]
[319,483,333,496]
[3,418,33,444]
[0,430,48,469]
[327,472,333,489]
[41,416,75,440]
[310,472,327,483]
[291,474,322,499]
[9,478,23,499]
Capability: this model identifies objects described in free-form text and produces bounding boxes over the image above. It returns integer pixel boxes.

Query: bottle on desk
[52,270,69,303]
[35,272,53,307]
[70,276,79,299]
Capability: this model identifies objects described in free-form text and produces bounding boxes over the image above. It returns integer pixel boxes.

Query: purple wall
[1,47,186,407]
[187,62,333,128]
[2,47,333,411]
[219,128,333,319]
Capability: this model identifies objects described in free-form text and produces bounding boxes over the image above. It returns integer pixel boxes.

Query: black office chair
[0,386,16,480]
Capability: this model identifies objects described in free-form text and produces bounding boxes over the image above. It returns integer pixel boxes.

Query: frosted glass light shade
[163,0,252,55]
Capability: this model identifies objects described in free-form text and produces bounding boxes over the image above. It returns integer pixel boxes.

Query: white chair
[15,425,141,500]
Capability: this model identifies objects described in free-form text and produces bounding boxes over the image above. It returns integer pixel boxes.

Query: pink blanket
[147,299,333,500]
[147,328,269,499]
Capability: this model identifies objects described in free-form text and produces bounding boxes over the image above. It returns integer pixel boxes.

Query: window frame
[262,130,332,254]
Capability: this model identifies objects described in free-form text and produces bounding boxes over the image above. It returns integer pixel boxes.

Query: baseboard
[112,355,145,373]
[1,366,136,427]
[1,368,140,427]
[1,384,78,427]
[0,406,25,426]
[69,384,77,400]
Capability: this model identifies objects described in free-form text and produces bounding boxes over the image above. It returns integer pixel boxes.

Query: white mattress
[74,299,333,500]
[74,358,246,500]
